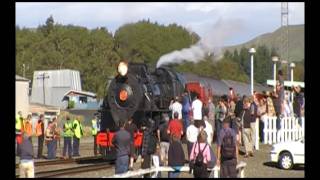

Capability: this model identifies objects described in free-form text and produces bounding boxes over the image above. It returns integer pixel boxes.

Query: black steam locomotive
[99,61,186,132]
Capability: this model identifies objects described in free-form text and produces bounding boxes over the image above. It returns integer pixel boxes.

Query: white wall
[16,81,29,118]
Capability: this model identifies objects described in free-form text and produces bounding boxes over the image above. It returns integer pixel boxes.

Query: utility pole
[37,72,50,105]
[22,64,29,78]
[281,2,289,79]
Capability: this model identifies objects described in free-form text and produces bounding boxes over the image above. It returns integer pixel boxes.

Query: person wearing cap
[19,132,35,178]
[169,96,182,120]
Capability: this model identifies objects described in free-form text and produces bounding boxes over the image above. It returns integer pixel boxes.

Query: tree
[114,20,199,67]
[39,15,55,36]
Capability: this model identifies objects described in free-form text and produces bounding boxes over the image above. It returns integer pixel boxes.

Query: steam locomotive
[96,62,203,158]
[99,61,186,131]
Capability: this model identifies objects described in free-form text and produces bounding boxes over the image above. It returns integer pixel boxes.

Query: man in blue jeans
[112,121,131,174]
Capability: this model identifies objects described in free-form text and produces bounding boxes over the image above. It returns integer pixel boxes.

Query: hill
[223,24,304,62]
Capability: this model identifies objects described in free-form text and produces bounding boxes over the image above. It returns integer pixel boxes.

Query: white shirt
[204,120,213,144]
[192,99,203,120]
[284,101,292,117]
[169,101,182,119]
[186,124,199,143]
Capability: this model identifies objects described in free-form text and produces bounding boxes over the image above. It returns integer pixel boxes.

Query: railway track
[16,162,113,178]
[16,155,105,168]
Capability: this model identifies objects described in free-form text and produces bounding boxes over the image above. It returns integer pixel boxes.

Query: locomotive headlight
[119,89,128,101]
[118,62,128,76]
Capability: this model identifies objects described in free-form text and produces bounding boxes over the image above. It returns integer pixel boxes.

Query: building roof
[16,75,30,82]
[63,90,97,99]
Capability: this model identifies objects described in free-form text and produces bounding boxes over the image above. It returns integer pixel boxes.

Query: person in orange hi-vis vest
[23,114,33,143]
[35,114,45,159]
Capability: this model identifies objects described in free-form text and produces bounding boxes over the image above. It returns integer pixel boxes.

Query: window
[79,96,88,103]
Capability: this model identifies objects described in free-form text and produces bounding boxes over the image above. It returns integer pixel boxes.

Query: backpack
[193,142,209,178]
[221,130,236,160]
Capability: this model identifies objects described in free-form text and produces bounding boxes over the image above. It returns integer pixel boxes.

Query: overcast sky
[16,2,304,46]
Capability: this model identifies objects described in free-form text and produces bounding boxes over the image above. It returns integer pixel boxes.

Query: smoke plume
[156,18,244,68]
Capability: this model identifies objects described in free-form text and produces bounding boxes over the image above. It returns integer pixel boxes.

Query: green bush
[68,100,75,109]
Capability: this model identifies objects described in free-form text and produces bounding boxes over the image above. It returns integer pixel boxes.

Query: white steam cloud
[156,18,245,68]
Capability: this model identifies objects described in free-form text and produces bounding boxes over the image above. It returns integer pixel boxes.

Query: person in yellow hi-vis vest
[91,116,99,156]
[72,116,83,157]
[63,116,74,159]
[16,111,23,156]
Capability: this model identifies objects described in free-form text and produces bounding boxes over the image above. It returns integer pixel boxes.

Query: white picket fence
[263,116,305,145]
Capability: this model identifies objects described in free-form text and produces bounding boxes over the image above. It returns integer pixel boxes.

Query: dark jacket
[293,93,304,117]
[20,138,34,160]
[168,139,185,166]
[234,100,243,118]
[159,122,170,142]
[272,96,281,116]
[242,109,252,129]
[112,129,131,157]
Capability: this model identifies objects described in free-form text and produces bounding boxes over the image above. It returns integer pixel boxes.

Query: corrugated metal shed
[31,69,82,108]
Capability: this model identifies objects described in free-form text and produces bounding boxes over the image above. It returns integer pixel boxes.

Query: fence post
[264,117,268,144]
[302,117,305,138]
[272,117,277,144]
[288,117,292,141]
[298,117,302,139]
[214,166,219,178]
[294,117,298,140]
[255,118,259,150]
[240,167,245,178]
[269,117,272,145]
[284,117,287,142]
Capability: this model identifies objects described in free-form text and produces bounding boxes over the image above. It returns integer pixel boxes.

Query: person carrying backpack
[217,116,239,178]
[189,130,211,178]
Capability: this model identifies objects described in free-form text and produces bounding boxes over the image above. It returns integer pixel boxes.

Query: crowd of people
[15,112,98,178]
[111,73,304,178]
[15,69,304,178]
